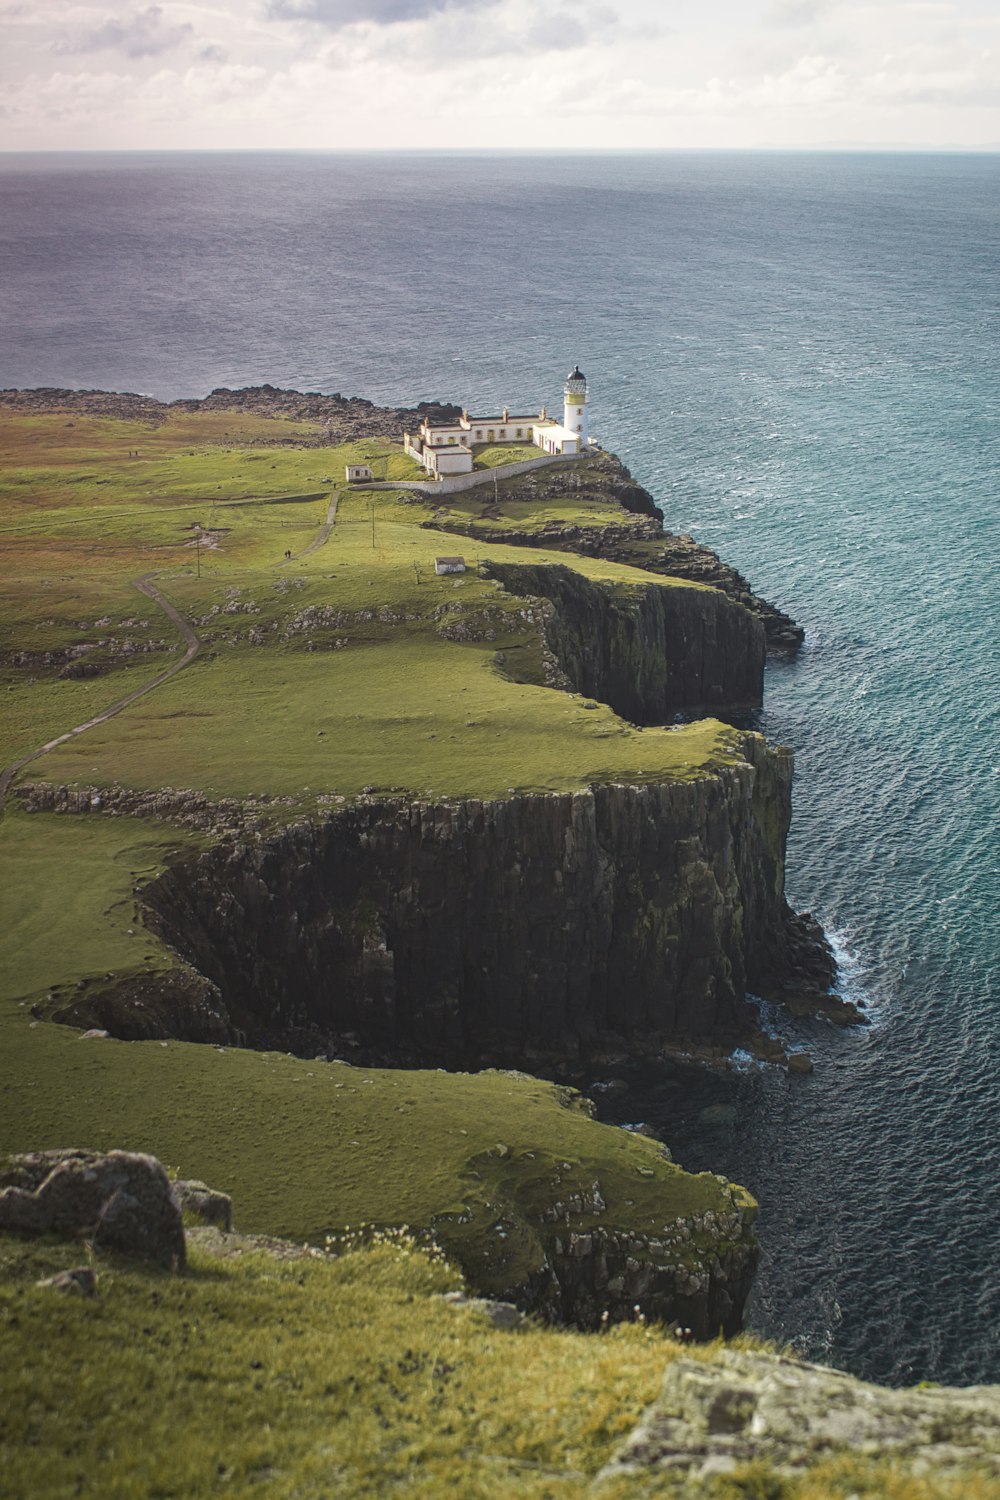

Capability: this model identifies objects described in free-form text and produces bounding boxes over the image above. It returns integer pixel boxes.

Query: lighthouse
[563,365,589,445]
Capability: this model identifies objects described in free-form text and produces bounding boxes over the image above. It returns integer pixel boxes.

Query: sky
[1,0,999,151]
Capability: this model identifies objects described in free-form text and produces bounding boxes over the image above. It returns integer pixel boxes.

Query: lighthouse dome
[566,366,586,384]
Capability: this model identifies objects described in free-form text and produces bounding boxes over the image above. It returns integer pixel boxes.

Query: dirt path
[0,573,201,815]
[283,492,339,563]
[0,492,341,814]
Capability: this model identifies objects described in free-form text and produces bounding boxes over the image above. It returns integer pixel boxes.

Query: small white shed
[345,463,373,483]
[435,556,467,576]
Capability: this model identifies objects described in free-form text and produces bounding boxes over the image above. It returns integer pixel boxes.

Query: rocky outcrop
[32,964,236,1044]
[487,561,765,717]
[510,1204,759,1339]
[600,1347,1000,1487]
[0,1150,185,1269]
[0,385,459,446]
[172,1179,233,1232]
[132,731,844,1065]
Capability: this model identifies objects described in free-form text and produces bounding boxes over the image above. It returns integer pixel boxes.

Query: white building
[404,367,592,478]
[434,555,467,575]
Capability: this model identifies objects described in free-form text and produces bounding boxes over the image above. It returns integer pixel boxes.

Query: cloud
[524,12,586,50]
[52,5,194,58]
[267,0,493,27]
[763,0,834,26]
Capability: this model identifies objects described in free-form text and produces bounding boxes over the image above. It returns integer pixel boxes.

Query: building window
[516,428,522,438]
[475,431,482,441]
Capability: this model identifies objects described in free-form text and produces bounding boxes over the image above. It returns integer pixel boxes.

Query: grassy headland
[0,397,989,1500]
[0,400,747,1266]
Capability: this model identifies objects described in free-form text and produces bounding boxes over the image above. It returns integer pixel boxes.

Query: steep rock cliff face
[523,1209,759,1338]
[137,732,820,1065]
[488,561,765,718]
[433,450,804,648]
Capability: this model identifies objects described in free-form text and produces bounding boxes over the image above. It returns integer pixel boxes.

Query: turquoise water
[1,150,997,1384]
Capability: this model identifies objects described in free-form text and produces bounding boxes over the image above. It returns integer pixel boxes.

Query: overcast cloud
[52,5,195,57]
[267,0,494,25]
[1,0,999,149]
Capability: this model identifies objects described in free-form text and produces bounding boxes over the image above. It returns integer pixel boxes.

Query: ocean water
[1,149,998,1386]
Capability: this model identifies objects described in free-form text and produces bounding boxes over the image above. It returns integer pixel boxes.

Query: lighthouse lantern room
[563,366,589,444]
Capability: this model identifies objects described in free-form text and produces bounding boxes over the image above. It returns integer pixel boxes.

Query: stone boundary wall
[353,450,585,497]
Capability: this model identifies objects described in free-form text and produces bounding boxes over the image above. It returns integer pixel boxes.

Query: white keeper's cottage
[404,366,592,478]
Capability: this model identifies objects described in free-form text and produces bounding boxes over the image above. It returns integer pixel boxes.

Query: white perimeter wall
[350,449,587,495]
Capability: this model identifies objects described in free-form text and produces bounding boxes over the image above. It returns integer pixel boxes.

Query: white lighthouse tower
[563,365,589,446]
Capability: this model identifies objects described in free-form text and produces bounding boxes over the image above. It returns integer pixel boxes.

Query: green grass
[0,808,199,1004]
[0,1232,684,1500]
[2,1234,995,1500]
[25,642,737,804]
[472,442,544,469]
[1,418,721,807]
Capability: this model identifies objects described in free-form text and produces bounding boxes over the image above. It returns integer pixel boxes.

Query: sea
[1,149,997,1388]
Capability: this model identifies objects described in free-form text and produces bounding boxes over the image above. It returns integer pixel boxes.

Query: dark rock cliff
[130,731,836,1066]
[488,561,765,718]
[433,450,804,649]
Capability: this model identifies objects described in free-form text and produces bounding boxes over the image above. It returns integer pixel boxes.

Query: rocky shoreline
[0,382,460,445]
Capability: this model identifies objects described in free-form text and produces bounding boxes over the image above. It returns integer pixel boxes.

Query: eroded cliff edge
[32,730,836,1069]
[426,448,805,650]
[488,560,765,719]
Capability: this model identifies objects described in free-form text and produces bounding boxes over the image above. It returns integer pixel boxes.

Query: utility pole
[371,502,376,549]
[195,527,201,579]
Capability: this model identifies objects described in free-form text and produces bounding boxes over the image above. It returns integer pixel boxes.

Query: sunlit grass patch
[0,1232,681,1500]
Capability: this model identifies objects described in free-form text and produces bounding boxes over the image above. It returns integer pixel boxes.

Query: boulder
[36,1266,98,1297]
[439,1291,528,1330]
[0,1149,185,1270]
[172,1179,233,1232]
[599,1348,1000,1485]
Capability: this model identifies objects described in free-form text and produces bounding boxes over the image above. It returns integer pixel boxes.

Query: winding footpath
[283,491,339,562]
[0,491,342,816]
[0,574,201,816]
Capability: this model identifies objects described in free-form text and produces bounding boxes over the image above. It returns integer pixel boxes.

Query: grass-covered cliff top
[0,401,748,1025]
[0,407,730,805]
[0,400,753,1279]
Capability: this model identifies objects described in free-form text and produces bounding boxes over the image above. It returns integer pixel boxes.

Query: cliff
[488,560,765,718]
[430,449,804,649]
[1,392,837,1356]
[83,729,837,1068]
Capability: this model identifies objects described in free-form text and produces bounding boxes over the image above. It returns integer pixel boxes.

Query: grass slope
[1,411,719,801]
[2,1233,994,1500]
[0,1232,694,1500]
[0,966,740,1295]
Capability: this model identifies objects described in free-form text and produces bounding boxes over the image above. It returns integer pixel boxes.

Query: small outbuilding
[435,556,467,575]
[345,463,373,483]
